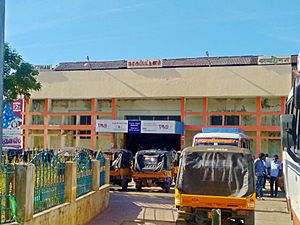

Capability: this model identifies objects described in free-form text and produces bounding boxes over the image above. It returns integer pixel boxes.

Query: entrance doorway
[125,133,181,155]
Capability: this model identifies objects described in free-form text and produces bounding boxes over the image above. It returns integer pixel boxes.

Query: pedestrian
[270,154,282,197]
[264,153,272,188]
[254,153,266,199]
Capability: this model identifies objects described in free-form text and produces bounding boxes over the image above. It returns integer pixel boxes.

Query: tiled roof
[54,55,296,71]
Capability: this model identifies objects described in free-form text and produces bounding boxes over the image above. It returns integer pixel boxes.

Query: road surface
[87,184,292,225]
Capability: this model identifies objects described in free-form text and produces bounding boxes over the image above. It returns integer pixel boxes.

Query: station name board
[127,59,163,69]
[258,56,291,65]
[96,120,183,134]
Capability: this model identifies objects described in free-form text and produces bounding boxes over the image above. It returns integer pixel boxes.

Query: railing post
[92,160,100,191]
[64,161,76,203]
[15,163,34,222]
[105,157,110,185]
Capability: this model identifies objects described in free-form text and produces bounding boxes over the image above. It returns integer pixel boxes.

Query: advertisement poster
[3,99,23,149]
[141,121,175,134]
[96,120,128,133]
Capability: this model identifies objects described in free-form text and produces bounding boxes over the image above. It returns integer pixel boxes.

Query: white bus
[280,76,300,225]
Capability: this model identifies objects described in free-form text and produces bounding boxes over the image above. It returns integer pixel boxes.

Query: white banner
[96,120,128,133]
[141,121,175,134]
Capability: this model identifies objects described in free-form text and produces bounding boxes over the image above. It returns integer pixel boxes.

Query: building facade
[23,55,297,156]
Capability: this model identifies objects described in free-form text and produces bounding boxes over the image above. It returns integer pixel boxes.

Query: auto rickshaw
[133,149,172,193]
[175,146,256,225]
[172,151,181,184]
[103,149,133,191]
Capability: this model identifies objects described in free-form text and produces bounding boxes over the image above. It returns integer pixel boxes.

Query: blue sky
[5,0,300,65]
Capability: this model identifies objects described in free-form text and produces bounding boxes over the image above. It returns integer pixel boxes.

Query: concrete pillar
[92,160,100,191]
[64,161,76,203]
[15,163,34,222]
[104,157,110,185]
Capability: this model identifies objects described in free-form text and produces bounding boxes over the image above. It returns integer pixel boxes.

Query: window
[209,116,222,125]
[225,115,239,126]
[261,97,281,112]
[241,115,256,126]
[51,100,91,112]
[49,116,62,125]
[261,115,280,126]
[96,100,112,112]
[208,98,256,112]
[31,115,44,125]
[30,100,45,112]
[63,115,77,125]
[78,130,91,139]
[79,116,91,125]
[185,98,203,112]
[184,115,202,126]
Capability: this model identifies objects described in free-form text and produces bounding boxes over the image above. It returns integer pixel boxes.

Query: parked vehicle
[193,128,251,150]
[133,149,172,193]
[175,146,256,225]
[103,149,133,191]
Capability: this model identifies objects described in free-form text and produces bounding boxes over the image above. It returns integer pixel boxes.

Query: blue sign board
[128,120,141,133]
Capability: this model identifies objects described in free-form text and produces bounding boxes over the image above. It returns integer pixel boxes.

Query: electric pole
[0,0,5,162]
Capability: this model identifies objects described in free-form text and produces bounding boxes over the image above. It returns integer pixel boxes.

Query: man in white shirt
[270,155,282,197]
[264,154,272,188]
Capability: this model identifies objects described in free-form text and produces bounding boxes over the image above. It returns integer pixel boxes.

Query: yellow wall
[31,65,291,99]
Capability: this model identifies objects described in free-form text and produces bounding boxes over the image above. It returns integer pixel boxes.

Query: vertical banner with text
[3,99,23,149]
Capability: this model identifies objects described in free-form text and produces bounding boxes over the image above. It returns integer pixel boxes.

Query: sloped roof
[54,55,296,71]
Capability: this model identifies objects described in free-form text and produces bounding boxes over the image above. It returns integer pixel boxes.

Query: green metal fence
[76,150,92,197]
[0,164,15,224]
[96,152,105,186]
[31,151,65,214]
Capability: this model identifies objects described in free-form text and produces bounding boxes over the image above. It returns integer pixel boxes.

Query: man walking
[270,155,282,197]
[255,153,266,199]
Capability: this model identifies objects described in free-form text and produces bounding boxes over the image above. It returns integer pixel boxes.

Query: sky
[5,0,300,66]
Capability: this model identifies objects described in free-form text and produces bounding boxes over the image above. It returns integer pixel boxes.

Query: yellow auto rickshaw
[103,149,133,191]
[133,149,172,193]
[175,146,256,225]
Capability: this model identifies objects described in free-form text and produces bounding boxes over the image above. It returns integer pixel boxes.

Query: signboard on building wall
[96,120,183,134]
[3,99,23,149]
[258,56,291,65]
[141,121,176,134]
[96,120,128,133]
[127,59,163,69]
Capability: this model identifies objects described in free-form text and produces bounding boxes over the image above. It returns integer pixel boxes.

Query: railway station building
[23,55,298,156]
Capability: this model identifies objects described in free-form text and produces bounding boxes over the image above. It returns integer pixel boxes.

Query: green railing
[0,164,15,224]
[76,150,92,197]
[97,152,106,186]
[31,151,65,214]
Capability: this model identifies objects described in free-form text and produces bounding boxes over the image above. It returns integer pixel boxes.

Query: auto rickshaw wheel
[121,179,128,191]
[244,211,255,225]
[164,184,170,193]
[136,181,142,191]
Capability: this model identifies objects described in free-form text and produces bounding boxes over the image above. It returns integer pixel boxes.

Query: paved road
[87,185,292,225]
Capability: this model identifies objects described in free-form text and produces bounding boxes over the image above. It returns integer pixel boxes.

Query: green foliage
[4,43,41,103]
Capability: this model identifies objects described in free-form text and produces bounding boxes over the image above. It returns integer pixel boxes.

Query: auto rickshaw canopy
[134,149,172,173]
[176,146,255,197]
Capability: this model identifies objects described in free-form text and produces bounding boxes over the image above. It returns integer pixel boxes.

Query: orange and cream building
[23,55,297,156]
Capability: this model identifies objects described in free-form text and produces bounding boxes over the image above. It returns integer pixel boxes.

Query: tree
[3,43,41,103]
